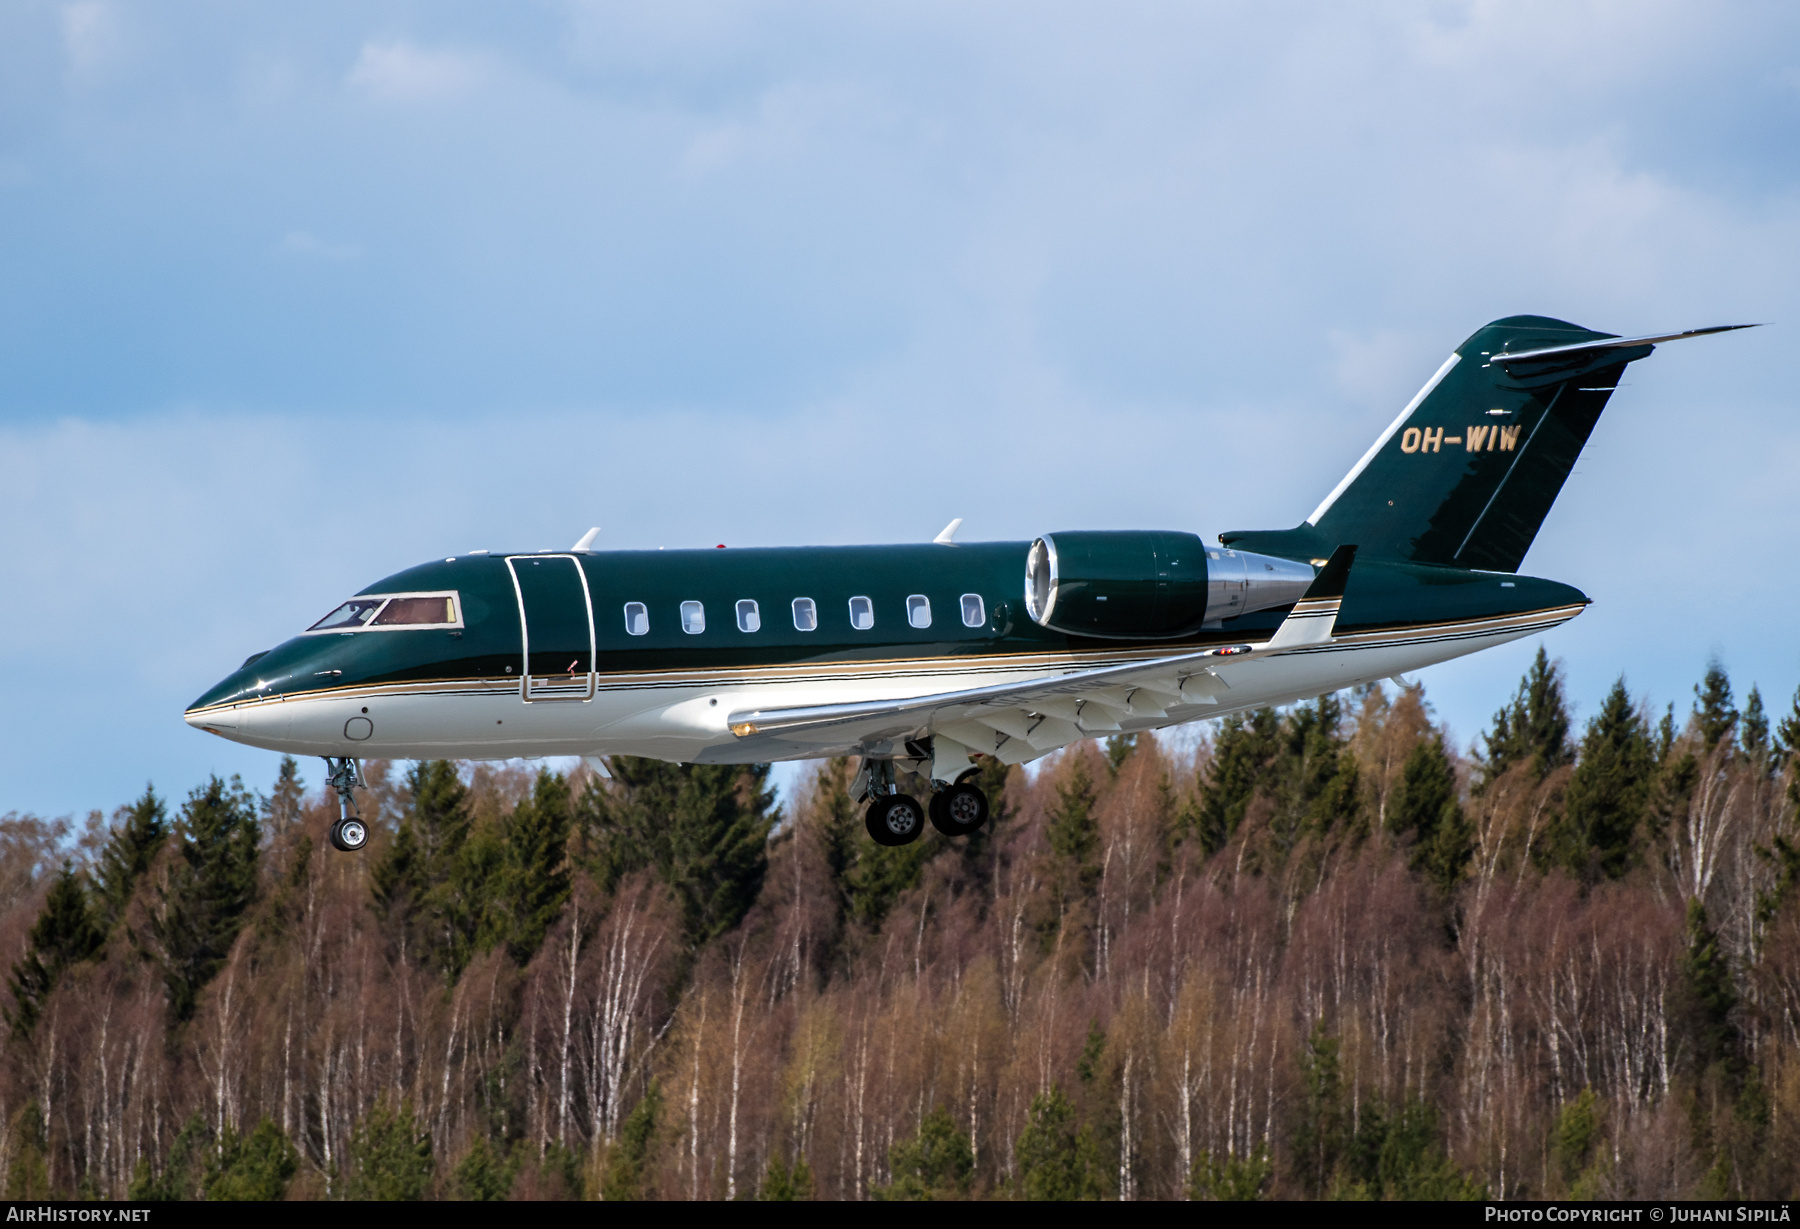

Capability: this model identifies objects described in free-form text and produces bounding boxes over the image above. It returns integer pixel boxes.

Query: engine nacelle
[1024,531,1316,639]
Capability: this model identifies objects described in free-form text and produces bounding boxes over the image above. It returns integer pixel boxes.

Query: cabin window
[624,602,649,636]
[960,594,986,628]
[309,598,385,631]
[792,598,817,632]
[849,596,874,630]
[372,596,457,626]
[735,600,761,633]
[680,601,706,634]
[906,595,931,629]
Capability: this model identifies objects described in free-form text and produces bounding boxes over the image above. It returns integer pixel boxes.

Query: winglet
[572,527,601,552]
[934,518,963,545]
[1265,544,1356,650]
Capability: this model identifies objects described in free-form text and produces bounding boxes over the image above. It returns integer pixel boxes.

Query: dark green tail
[1224,315,1745,572]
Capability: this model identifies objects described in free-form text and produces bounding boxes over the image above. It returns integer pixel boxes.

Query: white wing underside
[726,587,1348,767]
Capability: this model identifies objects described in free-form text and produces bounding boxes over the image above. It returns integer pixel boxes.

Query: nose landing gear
[323,757,369,853]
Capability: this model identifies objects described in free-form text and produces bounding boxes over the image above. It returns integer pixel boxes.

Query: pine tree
[1015,1085,1106,1200]
[1675,899,1739,1078]
[845,827,933,931]
[1272,694,1361,845]
[874,1107,974,1200]
[1194,708,1281,855]
[1387,734,1471,893]
[151,776,260,1023]
[206,1119,299,1201]
[758,1153,814,1200]
[1551,1088,1602,1192]
[671,764,776,946]
[371,761,484,981]
[1046,753,1101,902]
[496,770,573,963]
[1695,659,1738,750]
[808,757,860,940]
[1478,647,1573,790]
[1740,686,1770,767]
[1104,733,1139,779]
[583,759,777,946]
[341,1097,433,1201]
[128,1113,208,1200]
[1294,1022,1346,1196]
[6,863,104,1036]
[1188,1144,1274,1200]
[451,1136,517,1201]
[1774,685,1800,764]
[94,785,167,926]
[1554,679,1654,880]
[264,757,304,830]
[600,1081,661,1201]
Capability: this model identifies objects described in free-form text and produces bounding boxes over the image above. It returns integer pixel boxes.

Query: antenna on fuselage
[572,527,601,552]
[933,518,963,545]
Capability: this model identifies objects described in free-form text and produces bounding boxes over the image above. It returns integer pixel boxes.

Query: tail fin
[1223,316,1754,571]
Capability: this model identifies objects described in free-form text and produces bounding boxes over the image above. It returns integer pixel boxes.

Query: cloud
[279,230,360,261]
[60,1,125,79]
[346,40,487,101]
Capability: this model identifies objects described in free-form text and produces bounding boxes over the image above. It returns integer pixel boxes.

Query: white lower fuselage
[186,604,1579,766]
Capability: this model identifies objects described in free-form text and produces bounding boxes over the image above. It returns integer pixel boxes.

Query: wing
[724,546,1356,765]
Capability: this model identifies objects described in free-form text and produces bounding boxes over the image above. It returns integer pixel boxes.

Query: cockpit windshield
[373,596,457,626]
[309,599,385,631]
[306,593,461,633]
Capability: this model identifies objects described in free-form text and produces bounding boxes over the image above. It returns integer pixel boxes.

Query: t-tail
[1223,316,1756,571]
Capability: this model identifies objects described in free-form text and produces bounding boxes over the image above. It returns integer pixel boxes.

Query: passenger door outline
[505,554,596,702]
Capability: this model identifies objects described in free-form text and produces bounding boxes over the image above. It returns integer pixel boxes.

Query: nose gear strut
[322,757,370,853]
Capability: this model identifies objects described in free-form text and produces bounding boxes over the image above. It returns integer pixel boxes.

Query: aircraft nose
[185,704,236,737]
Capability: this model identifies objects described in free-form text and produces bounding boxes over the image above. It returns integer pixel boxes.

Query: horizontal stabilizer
[1230,315,1759,574]
[1488,324,1758,366]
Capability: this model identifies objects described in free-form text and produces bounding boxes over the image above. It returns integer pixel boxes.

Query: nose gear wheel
[322,756,368,854]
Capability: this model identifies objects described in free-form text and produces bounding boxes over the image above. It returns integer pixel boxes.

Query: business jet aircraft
[187,316,1749,854]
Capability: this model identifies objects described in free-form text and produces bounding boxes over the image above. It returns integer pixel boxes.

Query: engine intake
[1024,531,1315,639]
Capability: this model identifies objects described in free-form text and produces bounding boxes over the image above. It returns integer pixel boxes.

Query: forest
[1,649,1798,1200]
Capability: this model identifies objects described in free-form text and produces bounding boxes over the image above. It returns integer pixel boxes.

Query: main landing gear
[323,757,369,853]
[859,755,992,848]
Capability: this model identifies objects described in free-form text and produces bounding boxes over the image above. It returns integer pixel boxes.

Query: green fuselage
[190,542,1584,716]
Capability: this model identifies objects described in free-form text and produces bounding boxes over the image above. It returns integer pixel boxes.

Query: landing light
[730,722,758,737]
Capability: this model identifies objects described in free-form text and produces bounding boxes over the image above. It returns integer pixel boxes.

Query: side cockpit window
[307,592,462,633]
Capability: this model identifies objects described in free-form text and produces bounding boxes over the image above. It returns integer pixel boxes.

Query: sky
[2,0,1798,818]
